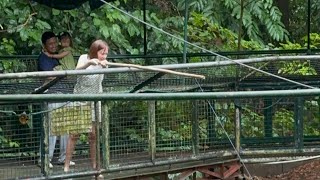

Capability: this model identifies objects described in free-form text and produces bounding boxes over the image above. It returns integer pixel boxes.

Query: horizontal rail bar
[0,89,320,101]
[1,55,320,79]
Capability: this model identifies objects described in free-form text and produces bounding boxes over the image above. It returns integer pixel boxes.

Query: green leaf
[101,27,110,38]
[93,18,101,26]
[35,19,51,30]
[52,9,60,15]
[19,29,28,41]
[81,22,89,30]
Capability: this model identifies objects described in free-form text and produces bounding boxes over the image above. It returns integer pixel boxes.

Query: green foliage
[224,0,288,43]
[0,38,15,55]
[277,38,318,76]
[303,99,320,136]
[213,102,235,138]
[0,126,20,148]
[188,12,264,52]
[0,60,29,73]
[301,33,320,49]
[109,101,149,144]
[0,0,306,59]
[278,61,317,75]
[288,0,320,44]
[158,127,185,141]
[156,101,191,140]
[273,108,294,137]
[241,108,264,138]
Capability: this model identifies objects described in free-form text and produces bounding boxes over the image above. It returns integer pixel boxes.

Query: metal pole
[183,0,189,63]
[1,89,320,101]
[102,102,110,168]
[94,101,101,177]
[42,103,50,176]
[148,101,156,162]
[143,0,147,56]
[235,100,241,151]
[307,0,311,53]
[2,55,320,79]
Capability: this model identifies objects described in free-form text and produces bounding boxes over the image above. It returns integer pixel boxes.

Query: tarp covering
[32,0,115,10]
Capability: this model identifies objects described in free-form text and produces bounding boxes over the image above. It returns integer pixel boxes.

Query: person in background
[37,31,75,168]
[64,40,109,172]
[44,31,76,71]
[38,31,59,72]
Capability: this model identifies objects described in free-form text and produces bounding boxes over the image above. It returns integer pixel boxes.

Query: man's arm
[45,51,70,59]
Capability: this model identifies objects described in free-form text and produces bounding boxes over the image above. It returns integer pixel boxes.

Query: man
[38,31,75,168]
[38,31,59,71]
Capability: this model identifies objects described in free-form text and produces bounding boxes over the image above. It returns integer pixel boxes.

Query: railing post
[192,100,199,155]
[294,97,304,150]
[40,102,50,176]
[102,101,110,169]
[148,101,156,162]
[234,100,241,152]
[94,101,101,173]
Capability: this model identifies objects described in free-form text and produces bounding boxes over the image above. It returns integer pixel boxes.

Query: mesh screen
[1,57,320,95]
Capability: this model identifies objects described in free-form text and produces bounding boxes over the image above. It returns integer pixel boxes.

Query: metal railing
[0,90,319,179]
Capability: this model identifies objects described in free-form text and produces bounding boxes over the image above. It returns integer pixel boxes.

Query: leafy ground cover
[254,160,320,180]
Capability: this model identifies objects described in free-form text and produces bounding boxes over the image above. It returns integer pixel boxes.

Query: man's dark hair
[41,31,56,44]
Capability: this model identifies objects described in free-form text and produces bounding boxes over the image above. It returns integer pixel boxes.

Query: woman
[64,40,109,172]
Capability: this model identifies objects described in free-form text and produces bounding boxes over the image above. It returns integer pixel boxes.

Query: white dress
[73,54,104,122]
[50,55,104,135]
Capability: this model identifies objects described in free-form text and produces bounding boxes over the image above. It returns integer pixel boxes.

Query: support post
[235,100,241,152]
[102,101,110,169]
[94,101,101,174]
[40,102,50,176]
[148,101,156,162]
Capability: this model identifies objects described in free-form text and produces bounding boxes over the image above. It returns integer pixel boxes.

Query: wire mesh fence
[0,102,42,179]
[0,94,319,179]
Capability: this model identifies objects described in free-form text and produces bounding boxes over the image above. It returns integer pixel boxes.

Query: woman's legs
[64,134,79,172]
[89,123,97,169]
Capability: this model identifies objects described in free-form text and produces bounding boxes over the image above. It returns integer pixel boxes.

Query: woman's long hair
[88,40,108,59]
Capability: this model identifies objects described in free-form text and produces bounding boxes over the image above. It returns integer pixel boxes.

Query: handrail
[1,55,320,79]
[0,89,320,101]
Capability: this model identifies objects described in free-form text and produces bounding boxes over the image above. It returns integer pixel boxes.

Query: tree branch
[0,12,37,33]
